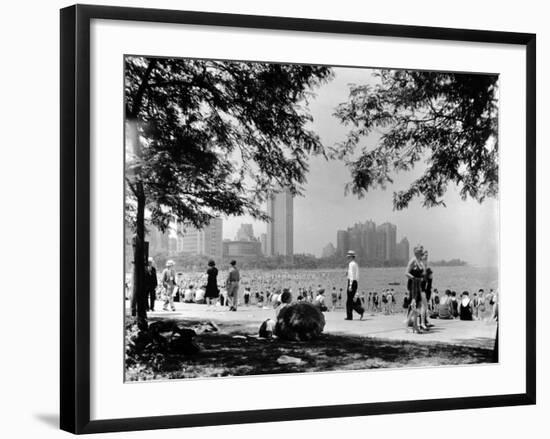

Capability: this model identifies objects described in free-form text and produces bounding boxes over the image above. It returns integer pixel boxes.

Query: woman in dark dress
[205,260,219,307]
[422,250,434,327]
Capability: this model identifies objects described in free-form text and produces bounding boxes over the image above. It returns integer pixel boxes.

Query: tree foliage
[125,56,332,329]
[125,57,333,232]
[333,70,499,209]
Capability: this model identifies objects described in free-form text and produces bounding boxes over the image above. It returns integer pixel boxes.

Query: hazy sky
[224,68,499,266]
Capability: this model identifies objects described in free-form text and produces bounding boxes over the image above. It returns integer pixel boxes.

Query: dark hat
[230,260,237,266]
[208,259,216,267]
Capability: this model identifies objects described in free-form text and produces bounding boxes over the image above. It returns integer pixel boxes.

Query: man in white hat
[345,250,364,320]
[161,260,177,311]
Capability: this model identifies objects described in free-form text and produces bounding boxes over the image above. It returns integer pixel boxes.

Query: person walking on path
[145,257,158,312]
[406,245,428,331]
[161,260,177,311]
[345,250,364,320]
[205,259,219,308]
[226,260,240,311]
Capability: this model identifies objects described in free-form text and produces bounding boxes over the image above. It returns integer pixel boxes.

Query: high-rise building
[260,233,267,255]
[147,226,169,254]
[376,222,397,261]
[362,220,377,260]
[178,218,223,259]
[168,237,178,255]
[202,218,223,259]
[322,242,336,258]
[223,240,262,259]
[235,223,255,242]
[336,220,404,264]
[266,188,293,257]
[396,237,410,264]
[349,223,364,259]
[336,230,349,256]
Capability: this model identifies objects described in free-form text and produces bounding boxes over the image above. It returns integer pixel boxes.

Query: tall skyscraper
[337,219,403,264]
[266,188,293,257]
[260,233,267,255]
[235,223,255,241]
[336,230,349,256]
[376,222,397,261]
[147,226,169,254]
[349,223,363,259]
[322,242,336,258]
[362,220,377,260]
[179,218,223,259]
[397,237,410,264]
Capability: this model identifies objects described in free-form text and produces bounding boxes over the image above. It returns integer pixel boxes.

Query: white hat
[166,259,175,266]
[148,257,154,262]
[346,250,356,257]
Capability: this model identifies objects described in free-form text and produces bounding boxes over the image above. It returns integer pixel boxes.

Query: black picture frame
[60,4,536,434]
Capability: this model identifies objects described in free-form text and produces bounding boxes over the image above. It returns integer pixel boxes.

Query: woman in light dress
[405,245,429,332]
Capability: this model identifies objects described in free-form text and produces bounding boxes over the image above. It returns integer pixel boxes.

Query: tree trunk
[128,58,157,333]
[132,189,148,331]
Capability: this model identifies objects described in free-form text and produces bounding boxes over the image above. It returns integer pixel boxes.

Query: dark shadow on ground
[126,318,496,381]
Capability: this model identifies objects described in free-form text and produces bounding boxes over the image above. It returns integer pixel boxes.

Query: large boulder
[275,302,325,341]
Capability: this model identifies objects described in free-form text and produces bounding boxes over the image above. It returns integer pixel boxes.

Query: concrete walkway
[141,301,498,350]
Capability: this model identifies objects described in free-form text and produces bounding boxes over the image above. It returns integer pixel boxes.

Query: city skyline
[223,68,498,267]
[140,216,412,262]
[336,220,409,264]
[127,68,498,267]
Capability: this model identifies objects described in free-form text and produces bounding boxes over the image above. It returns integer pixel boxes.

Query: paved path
[141,301,497,350]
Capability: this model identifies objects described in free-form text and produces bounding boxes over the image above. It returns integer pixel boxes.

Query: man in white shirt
[345,250,364,320]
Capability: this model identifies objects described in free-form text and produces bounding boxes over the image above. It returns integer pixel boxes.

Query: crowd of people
[128,248,498,333]
[403,244,498,333]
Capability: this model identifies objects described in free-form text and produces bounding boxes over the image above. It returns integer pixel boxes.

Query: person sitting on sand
[331,287,338,311]
[477,289,487,319]
[183,285,195,303]
[195,285,206,304]
[271,289,281,308]
[459,291,473,320]
[257,291,265,307]
[431,289,440,318]
[243,287,251,306]
[275,288,293,317]
[438,290,454,319]
[313,288,328,312]
[451,291,459,318]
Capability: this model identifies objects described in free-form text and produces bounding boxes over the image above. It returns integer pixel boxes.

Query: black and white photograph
[0,0,545,435]
[124,56,500,381]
